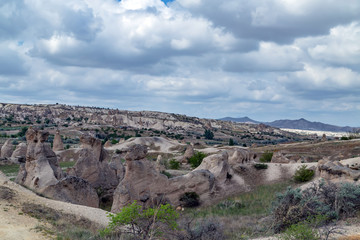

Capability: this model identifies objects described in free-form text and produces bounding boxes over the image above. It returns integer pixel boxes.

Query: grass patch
[0,164,20,176]
[193,181,293,217]
[59,161,76,170]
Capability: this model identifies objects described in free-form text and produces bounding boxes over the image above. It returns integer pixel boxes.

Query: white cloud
[1,0,360,126]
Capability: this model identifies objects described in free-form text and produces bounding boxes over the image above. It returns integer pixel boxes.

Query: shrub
[179,192,200,208]
[115,149,121,154]
[204,129,214,140]
[229,138,234,146]
[271,181,343,232]
[188,152,206,168]
[260,151,273,162]
[161,171,172,178]
[102,201,179,239]
[253,163,268,170]
[169,159,180,170]
[293,165,315,183]
[279,221,320,240]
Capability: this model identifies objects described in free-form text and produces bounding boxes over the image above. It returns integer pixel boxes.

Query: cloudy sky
[1,0,360,126]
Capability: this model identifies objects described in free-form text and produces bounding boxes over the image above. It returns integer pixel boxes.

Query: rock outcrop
[11,142,27,162]
[271,151,291,164]
[318,160,360,182]
[16,128,63,190]
[42,176,99,208]
[228,148,251,165]
[69,134,118,190]
[52,130,64,151]
[111,144,216,212]
[1,140,14,158]
[16,128,99,207]
[182,145,194,163]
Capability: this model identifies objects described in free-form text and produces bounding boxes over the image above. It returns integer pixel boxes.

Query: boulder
[43,176,99,208]
[11,142,27,162]
[228,148,250,165]
[271,151,291,164]
[1,140,14,158]
[52,130,64,151]
[318,160,360,182]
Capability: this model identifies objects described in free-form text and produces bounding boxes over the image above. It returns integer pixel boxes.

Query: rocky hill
[220,116,358,132]
[0,103,307,146]
[266,118,356,132]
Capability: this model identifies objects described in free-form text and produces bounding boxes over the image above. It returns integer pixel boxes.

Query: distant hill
[218,116,260,124]
[220,116,357,132]
[266,118,355,132]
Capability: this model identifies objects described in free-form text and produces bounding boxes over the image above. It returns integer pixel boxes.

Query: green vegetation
[161,170,172,178]
[229,138,234,146]
[278,220,320,240]
[293,165,315,182]
[204,129,214,140]
[272,181,360,233]
[102,201,179,239]
[260,151,273,162]
[253,163,268,170]
[195,181,292,217]
[188,151,206,168]
[0,164,20,181]
[169,159,180,170]
[59,161,76,170]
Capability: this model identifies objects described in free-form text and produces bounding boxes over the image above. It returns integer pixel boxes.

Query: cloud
[1,0,360,126]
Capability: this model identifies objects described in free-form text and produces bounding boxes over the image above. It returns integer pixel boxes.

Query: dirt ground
[0,172,109,240]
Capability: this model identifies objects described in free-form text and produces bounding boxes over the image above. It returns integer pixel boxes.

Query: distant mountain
[266,118,355,132]
[219,116,260,124]
[220,116,357,132]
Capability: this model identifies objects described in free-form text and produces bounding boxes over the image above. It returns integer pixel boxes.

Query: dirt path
[0,201,48,240]
[0,172,109,240]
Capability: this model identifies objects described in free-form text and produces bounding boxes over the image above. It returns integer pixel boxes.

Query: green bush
[253,163,268,170]
[278,221,320,240]
[179,192,200,208]
[260,151,273,162]
[188,152,206,168]
[229,138,234,146]
[204,129,214,140]
[161,171,172,178]
[169,159,180,170]
[102,201,179,239]
[293,165,314,183]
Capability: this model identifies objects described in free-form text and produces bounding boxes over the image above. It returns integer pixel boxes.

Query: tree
[229,138,234,146]
[102,201,179,239]
[204,129,214,140]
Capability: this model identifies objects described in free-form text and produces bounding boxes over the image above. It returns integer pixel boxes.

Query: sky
[0,0,360,127]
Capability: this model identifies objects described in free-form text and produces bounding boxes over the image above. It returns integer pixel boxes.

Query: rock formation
[16,128,99,207]
[271,151,291,164]
[52,130,64,151]
[111,144,216,212]
[318,160,360,182]
[69,134,118,190]
[11,142,27,162]
[182,144,194,163]
[104,140,112,148]
[228,148,251,165]
[1,140,14,158]
[42,176,99,208]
